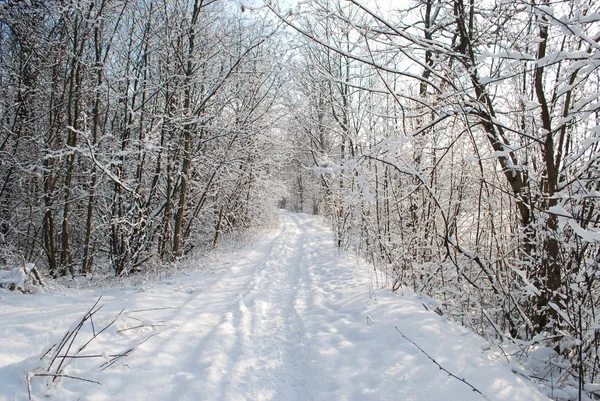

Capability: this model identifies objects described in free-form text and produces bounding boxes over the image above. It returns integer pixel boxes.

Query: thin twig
[129,307,178,313]
[47,297,103,365]
[40,344,56,360]
[99,349,134,371]
[48,297,104,380]
[117,323,165,333]
[77,308,125,353]
[395,326,491,400]
[26,373,32,401]
[99,332,160,371]
[33,373,102,385]
[57,353,129,359]
[53,311,98,379]
[91,314,96,337]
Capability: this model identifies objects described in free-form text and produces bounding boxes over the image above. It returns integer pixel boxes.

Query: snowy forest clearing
[1,212,549,401]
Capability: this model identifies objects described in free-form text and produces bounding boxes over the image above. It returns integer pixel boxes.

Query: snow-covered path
[0,212,549,401]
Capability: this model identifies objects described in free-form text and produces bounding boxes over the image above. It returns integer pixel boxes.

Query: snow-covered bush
[0,263,43,293]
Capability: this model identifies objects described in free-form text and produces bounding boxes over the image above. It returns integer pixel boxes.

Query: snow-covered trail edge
[0,212,549,401]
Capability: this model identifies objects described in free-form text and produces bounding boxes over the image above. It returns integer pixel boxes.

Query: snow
[0,264,39,292]
[548,205,600,242]
[0,212,550,401]
[548,205,573,230]
[0,268,27,290]
[567,219,600,242]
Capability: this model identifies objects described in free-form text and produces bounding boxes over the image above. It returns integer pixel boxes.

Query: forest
[0,0,599,399]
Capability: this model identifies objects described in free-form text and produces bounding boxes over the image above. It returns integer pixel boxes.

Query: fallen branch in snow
[28,297,161,399]
[395,326,491,401]
[44,297,105,377]
[28,297,105,399]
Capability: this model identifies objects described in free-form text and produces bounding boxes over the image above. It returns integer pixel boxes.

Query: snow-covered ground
[0,212,549,401]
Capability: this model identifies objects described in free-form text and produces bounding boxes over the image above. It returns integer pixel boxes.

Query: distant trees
[272,0,600,397]
[0,0,283,276]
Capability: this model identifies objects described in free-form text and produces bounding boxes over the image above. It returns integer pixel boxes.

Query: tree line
[275,0,600,398]
[0,0,284,277]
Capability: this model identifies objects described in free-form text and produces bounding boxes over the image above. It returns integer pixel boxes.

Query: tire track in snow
[136,211,311,401]
[120,218,293,400]
[219,212,310,401]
